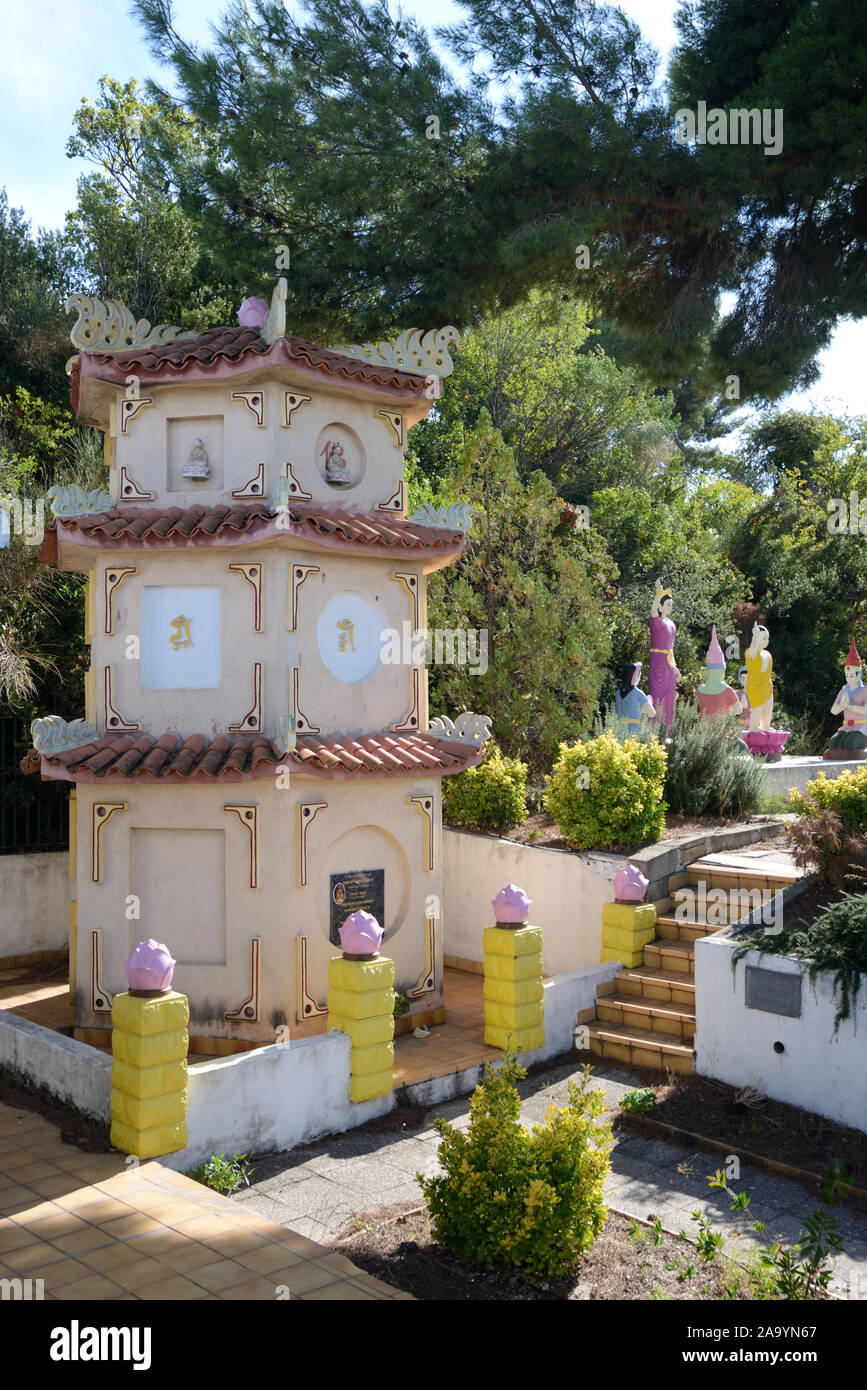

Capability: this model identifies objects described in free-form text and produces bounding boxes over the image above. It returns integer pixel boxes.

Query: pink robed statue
[649,578,679,727]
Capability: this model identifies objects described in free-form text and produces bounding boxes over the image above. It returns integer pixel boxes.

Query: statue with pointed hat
[696,625,740,719]
[649,578,679,727]
[824,637,867,760]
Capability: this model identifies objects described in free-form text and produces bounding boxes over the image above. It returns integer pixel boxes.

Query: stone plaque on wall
[745,966,802,1018]
[330,868,385,947]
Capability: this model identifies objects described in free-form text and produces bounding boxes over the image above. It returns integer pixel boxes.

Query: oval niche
[315,825,411,946]
[315,421,366,491]
[316,590,385,684]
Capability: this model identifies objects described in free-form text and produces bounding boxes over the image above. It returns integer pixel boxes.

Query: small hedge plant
[418,1053,610,1275]
[442,743,527,832]
[663,703,764,819]
[544,731,666,850]
[790,767,867,828]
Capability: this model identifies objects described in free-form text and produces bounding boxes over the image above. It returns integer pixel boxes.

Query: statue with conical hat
[824,637,867,760]
[648,578,679,727]
[696,625,740,719]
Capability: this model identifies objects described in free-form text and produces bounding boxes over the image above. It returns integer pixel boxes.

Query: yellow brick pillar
[600,901,657,968]
[483,926,545,1053]
[328,955,394,1103]
[110,992,189,1159]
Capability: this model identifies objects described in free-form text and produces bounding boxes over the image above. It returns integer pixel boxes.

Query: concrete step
[595,991,695,1041]
[686,859,800,893]
[642,939,695,974]
[655,915,721,943]
[587,1022,694,1074]
[617,965,695,1007]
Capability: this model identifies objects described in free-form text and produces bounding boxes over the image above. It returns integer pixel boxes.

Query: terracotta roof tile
[87,324,428,394]
[31,730,482,782]
[48,501,464,554]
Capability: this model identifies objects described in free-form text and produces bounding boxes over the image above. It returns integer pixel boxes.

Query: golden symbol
[337,618,356,653]
[169,614,195,650]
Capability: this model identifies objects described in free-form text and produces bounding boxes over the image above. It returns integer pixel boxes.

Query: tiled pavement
[393,967,500,1087]
[0,1103,409,1300]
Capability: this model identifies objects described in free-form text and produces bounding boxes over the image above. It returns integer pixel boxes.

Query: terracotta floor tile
[67,1198,139,1224]
[171,1215,243,1242]
[0,1225,40,1254]
[52,1226,116,1256]
[53,1273,126,1300]
[134,1274,210,1301]
[274,1232,324,1257]
[155,1242,229,1276]
[124,1227,192,1256]
[220,1274,285,1300]
[111,1257,179,1292]
[96,1214,164,1240]
[0,1187,38,1213]
[40,1257,98,1291]
[183,1258,253,1293]
[4,1240,70,1273]
[195,1228,269,1258]
[53,1187,104,1211]
[26,1212,91,1240]
[300,1281,376,1300]
[26,1176,80,1199]
[278,1261,339,1295]
[235,1244,304,1276]
[134,1198,212,1226]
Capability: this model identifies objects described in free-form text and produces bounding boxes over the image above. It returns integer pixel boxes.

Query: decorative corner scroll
[31,715,98,756]
[119,397,154,435]
[332,326,461,378]
[282,391,312,427]
[274,462,312,504]
[232,461,267,500]
[228,562,263,632]
[104,566,137,635]
[223,804,260,888]
[296,801,327,887]
[104,666,141,734]
[428,711,493,747]
[392,668,421,734]
[232,391,266,427]
[225,938,262,1021]
[118,467,154,504]
[375,409,404,448]
[287,563,320,631]
[378,480,405,514]
[390,570,420,631]
[407,502,473,532]
[91,929,113,1012]
[408,910,437,999]
[47,484,113,519]
[291,668,319,735]
[407,793,435,871]
[91,801,126,883]
[228,663,263,735]
[296,936,327,1021]
[65,293,198,373]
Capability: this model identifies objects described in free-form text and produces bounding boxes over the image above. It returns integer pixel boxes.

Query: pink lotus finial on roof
[338,911,384,957]
[237,296,270,328]
[124,939,176,993]
[492,883,531,924]
[612,863,648,902]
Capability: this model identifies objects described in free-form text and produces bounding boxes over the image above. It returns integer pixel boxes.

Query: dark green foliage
[663,703,765,819]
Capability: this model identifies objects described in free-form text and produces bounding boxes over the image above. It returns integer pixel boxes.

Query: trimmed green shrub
[663,703,764,819]
[544,731,667,850]
[790,766,867,828]
[418,1054,610,1275]
[442,743,527,832]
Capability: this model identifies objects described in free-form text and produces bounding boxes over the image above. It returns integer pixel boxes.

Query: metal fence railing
[0,714,69,854]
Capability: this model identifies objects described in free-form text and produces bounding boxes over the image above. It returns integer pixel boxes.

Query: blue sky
[1,0,862,424]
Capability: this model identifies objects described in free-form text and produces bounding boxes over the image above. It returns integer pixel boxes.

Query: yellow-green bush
[790,767,867,828]
[544,731,667,850]
[418,1054,610,1275]
[442,743,527,832]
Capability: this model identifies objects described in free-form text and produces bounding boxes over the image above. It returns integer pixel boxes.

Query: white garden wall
[0,851,69,962]
[443,828,623,974]
[694,933,867,1133]
[0,1009,111,1121]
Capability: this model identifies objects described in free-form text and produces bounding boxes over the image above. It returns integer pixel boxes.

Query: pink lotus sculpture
[612,863,648,902]
[237,296,270,328]
[739,728,790,761]
[338,911,383,957]
[124,939,176,994]
[492,883,531,925]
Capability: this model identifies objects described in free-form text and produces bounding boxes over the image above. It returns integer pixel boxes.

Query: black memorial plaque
[745,965,802,1018]
[330,868,385,947]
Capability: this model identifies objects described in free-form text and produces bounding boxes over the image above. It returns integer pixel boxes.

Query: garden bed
[334,1201,729,1300]
[460,810,790,856]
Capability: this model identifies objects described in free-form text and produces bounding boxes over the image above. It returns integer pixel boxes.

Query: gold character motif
[169,615,195,651]
[337,619,356,653]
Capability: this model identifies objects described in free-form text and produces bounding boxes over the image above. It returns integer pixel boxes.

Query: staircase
[586,852,801,1074]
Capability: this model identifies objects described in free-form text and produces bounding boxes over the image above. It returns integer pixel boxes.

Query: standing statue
[696,626,740,719]
[648,579,679,727]
[614,662,655,736]
[824,638,867,760]
[744,623,774,731]
[736,665,751,728]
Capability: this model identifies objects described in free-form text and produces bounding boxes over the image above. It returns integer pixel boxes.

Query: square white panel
[142,586,222,689]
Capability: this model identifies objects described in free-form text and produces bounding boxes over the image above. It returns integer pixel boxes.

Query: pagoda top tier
[64,280,459,517]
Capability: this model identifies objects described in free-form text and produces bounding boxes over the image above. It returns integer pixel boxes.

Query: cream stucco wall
[74,775,442,1041]
[112,377,407,514]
